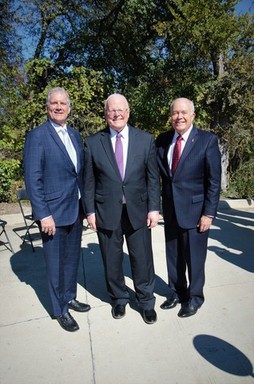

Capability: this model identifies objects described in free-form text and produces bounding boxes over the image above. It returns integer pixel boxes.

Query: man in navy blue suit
[156,98,221,317]
[24,87,90,332]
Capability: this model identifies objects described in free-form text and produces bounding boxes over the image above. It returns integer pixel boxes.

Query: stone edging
[218,199,254,210]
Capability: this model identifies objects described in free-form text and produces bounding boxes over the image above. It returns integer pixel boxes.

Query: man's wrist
[41,215,52,221]
[204,214,214,219]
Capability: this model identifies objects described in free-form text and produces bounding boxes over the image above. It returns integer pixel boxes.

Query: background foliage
[0,0,253,201]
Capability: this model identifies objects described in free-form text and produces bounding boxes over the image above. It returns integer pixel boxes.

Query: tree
[152,0,253,192]
[1,0,253,200]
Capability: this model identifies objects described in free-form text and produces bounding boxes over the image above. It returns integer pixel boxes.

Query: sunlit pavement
[0,200,253,384]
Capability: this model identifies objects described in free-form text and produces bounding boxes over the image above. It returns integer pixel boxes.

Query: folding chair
[0,219,14,254]
[15,188,39,252]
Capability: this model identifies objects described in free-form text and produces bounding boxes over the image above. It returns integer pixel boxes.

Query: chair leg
[0,225,14,254]
[23,228,35,252]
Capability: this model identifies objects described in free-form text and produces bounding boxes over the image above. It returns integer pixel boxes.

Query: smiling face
[104,94,130,132]
[171,98,195,135]
[46,90,71,126]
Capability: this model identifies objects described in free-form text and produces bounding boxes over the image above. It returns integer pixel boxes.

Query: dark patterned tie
[171,135,182,175]
[115,132,124,179]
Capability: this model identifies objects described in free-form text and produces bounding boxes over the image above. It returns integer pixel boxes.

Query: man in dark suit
[84,93,160,324]
[23,87,90,332]
[156,97,221,317]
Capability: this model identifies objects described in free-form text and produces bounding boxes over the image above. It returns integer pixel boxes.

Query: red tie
[171,135,182,175]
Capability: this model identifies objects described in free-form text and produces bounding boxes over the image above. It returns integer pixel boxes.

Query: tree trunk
[219,140,229,192]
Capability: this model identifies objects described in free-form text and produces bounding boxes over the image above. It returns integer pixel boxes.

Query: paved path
[0,201,254,384]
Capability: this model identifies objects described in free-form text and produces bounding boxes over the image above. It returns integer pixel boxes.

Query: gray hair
[46,87,71,106]
[170,98,195,113]
[104,93,129,111]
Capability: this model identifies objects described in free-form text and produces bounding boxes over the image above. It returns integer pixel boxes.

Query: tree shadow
[193,334,254,378]
[208,208,254,273]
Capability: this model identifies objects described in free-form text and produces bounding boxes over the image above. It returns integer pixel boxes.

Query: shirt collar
[173,124,193,141]
[110,124,128,139]
[49,119,67,132]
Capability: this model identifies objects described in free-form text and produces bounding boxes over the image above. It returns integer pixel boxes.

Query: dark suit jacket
[23,120,85,226]
[84,125,160,231]
[156,126,221,229]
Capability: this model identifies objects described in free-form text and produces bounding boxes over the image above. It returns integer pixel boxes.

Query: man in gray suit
[84,94,160,324]
[156,98,221,318]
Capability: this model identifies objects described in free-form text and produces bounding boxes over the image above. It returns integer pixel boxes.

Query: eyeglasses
[106,109,128,115]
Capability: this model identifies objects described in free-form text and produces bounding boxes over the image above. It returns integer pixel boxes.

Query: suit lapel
[160,131,174,178]
[181,126,198,161]
[124,125,138,180]
[46,121,77,171]
[100,128,120,177]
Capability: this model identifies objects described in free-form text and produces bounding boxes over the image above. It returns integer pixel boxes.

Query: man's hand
[147,211,160,229]
[41,216,56,236]
[198,215,213,232]
[87,213,97,230]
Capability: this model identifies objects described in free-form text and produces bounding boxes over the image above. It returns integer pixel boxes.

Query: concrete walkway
[0,200,254,384]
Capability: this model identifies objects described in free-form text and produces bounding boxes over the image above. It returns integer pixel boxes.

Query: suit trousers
[164,220,209,308]
[40,212,83,316]
[97,206,156,310]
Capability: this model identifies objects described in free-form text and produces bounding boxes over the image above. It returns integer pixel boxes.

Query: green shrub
[229,159,254,199]
[0,159,22,202]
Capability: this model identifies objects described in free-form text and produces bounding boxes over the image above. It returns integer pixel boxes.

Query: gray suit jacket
[84,125,160,230]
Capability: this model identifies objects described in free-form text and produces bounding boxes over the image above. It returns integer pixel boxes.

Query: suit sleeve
[146,137,161,212]
[23,131,51,220]
[83,138,95,214]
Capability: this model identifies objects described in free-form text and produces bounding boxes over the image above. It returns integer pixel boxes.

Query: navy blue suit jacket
[23,120,85,226]
[156,126,221,229]
[84,125,160,231]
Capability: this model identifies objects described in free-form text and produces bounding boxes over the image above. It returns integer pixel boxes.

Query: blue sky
[18,0,253,61]
[235,0,254,13]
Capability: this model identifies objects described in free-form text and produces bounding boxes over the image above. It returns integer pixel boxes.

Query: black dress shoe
[178,303,199,318]
[56,312,79,332]
[142,309,157,324]
[68,299,91,312]
[112,304,126,319]
[160,298,179,310]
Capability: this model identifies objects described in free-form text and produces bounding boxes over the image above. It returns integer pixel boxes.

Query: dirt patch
[0,203,21,215]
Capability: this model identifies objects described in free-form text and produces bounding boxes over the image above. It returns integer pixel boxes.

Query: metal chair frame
[0,219,14,254]
[16,188,39,252]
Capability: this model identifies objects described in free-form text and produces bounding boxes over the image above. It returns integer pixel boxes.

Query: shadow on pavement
[209,208,254,273]
[10,244,52,315]
[193,334,254,378]
[9,240,169,316]
[79,241,169,308]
